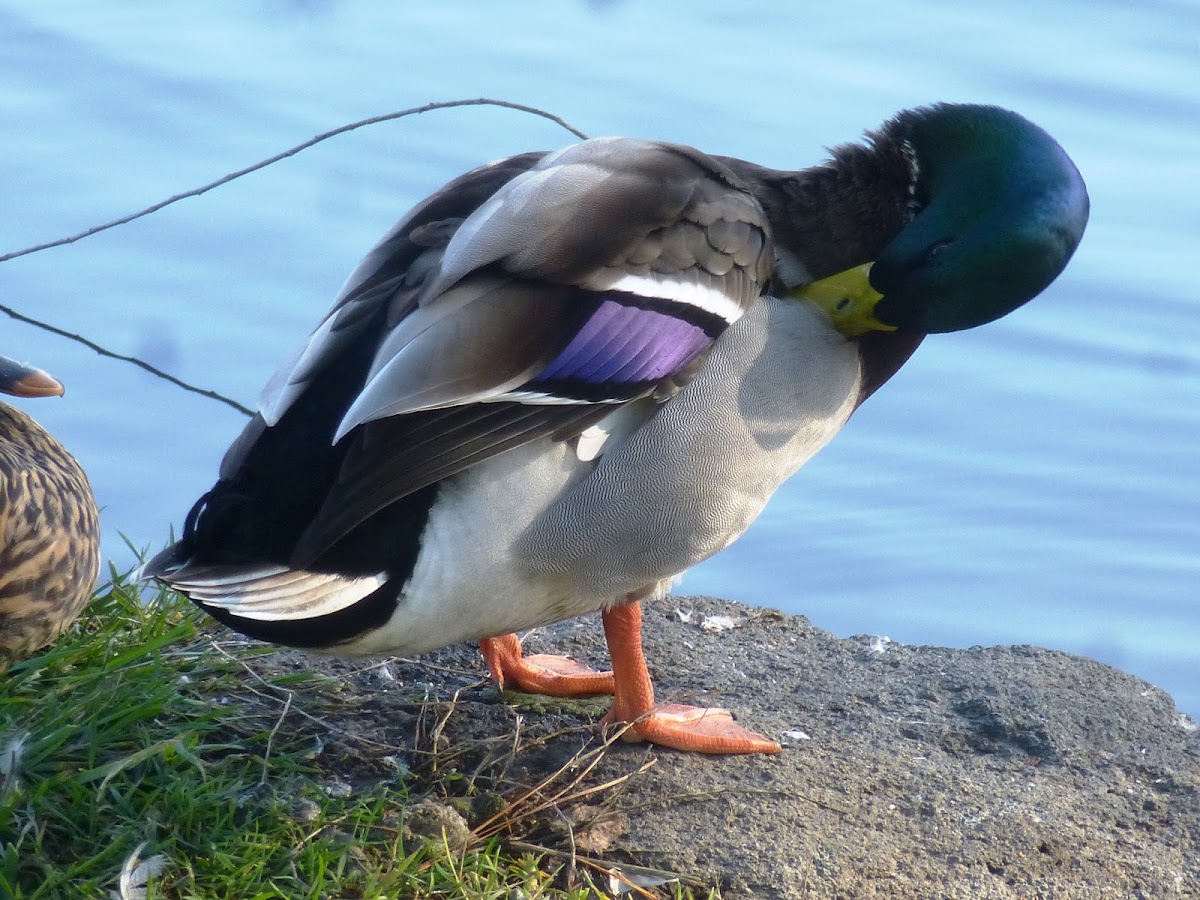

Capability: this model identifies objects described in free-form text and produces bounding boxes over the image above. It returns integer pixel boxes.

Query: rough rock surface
[276,596,1200,898]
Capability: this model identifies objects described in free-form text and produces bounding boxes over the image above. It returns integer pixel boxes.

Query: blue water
[2,1,1197,717]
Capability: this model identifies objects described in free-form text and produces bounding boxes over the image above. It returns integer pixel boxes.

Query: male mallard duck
[143,103,1088,754]
[0,356,100,669]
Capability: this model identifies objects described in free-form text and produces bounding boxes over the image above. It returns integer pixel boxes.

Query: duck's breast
[517,297,863,598]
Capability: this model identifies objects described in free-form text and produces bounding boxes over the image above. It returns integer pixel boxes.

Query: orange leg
[480,632,615,697]
[599,601,781,755]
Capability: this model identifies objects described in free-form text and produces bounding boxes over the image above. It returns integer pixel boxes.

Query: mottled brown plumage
[0,356,100,669]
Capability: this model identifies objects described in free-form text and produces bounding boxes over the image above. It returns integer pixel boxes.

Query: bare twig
[0,302,255,416]
[1,98,588,415]
[0,98,587,266]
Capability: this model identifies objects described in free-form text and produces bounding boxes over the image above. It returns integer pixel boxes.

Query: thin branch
[0,98,587,416]
[0,302,255,416]
[0,98,588,265]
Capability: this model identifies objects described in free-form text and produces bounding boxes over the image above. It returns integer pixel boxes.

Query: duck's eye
[921,240,952,266]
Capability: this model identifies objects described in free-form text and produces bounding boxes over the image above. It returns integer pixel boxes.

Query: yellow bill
[789,262,896,338]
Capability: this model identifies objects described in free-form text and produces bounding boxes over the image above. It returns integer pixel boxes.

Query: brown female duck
[0,356,100,668]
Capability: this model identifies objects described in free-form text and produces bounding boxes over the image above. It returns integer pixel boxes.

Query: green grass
[0,573,717,900]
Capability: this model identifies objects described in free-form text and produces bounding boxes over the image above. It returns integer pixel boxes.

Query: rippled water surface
[3,1,1198,715]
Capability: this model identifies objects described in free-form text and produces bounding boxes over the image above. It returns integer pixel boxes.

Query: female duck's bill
[0,356,65,398]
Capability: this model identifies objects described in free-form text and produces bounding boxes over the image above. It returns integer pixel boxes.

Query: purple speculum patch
[532,298,714,399]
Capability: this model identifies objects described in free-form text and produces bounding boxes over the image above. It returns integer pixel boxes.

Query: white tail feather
[164,563,386,622]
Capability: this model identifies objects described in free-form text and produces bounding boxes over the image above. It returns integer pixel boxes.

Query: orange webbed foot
[480,633,615,697]
[602,703,781,755]
[599,602,781,755]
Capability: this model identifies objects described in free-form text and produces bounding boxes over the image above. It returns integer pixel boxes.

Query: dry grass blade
[506,840,696,899]
[472,728,655,841]
[259,691,293,785]
[208,640,399,751]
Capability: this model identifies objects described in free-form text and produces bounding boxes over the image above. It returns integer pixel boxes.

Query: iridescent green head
[800,104,1089,336]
